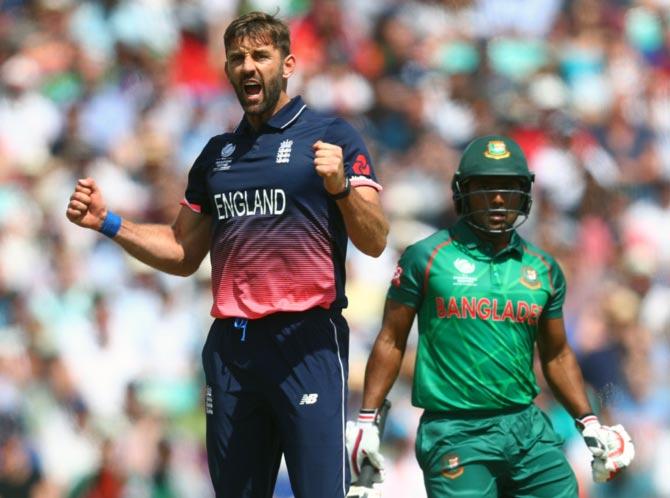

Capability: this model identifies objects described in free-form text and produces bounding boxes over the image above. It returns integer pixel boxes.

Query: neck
[246,92,291,131]
[485,234,511,252]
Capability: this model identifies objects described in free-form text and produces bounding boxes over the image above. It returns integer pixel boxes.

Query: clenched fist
[65,178,107,230]
[313,140,348,196]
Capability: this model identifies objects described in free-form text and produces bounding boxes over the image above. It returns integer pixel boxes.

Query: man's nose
[490,191,505,205]
[242,55,255,73]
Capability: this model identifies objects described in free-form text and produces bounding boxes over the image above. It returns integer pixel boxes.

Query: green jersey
[387,220,566,412]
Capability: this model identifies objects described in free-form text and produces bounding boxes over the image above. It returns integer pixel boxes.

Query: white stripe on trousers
[330,318,346,498]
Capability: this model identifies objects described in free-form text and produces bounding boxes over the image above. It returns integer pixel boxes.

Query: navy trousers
[202,307,350,498]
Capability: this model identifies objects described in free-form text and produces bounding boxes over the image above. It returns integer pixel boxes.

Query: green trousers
[415,404,578,498]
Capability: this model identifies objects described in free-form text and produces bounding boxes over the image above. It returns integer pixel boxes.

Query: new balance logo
[276,140,293,164]
[299,393,318,405]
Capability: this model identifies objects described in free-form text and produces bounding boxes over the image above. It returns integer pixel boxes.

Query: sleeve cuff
[180,198,202,213]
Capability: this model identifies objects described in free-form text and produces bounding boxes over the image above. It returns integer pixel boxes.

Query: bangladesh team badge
[520,265,541,289]
[441,454,464,479]
[484,140,511,159]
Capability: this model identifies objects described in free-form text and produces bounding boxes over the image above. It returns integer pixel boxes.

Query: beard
[233,72,283,116]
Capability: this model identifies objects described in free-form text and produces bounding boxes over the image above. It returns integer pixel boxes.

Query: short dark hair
[224,11,291,58]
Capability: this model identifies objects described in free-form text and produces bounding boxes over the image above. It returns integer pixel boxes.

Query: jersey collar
[451,219,523,258]
[235,96,307,134]
[266,96,307,129]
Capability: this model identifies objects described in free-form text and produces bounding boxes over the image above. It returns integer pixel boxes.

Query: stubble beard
[235,73,283,116]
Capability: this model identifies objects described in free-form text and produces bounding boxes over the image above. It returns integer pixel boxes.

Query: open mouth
[243,81,262,97]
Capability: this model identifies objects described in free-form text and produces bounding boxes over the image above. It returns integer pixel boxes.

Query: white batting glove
[577,414,609,459]
[345,409,385,482]
[577,415,635,482]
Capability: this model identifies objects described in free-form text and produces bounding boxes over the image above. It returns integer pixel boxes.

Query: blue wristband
[99,210,122,238]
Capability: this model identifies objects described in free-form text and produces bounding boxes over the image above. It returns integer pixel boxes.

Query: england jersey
[181,96,382,319]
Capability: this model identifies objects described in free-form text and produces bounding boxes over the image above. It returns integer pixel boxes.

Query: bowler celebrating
[66,11,388,498]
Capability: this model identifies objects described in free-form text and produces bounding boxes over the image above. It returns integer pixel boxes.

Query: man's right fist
[345,410,385,482]
[66,178,106,230]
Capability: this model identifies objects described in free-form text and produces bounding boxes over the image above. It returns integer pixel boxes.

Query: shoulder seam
[423,238,454,296]
[321,115,342,141]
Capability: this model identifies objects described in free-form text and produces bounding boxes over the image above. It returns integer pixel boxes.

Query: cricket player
[66,11,388,498]
[346,136,634,497]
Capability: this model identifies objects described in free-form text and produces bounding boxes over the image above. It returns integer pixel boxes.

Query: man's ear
[282,53,296,79]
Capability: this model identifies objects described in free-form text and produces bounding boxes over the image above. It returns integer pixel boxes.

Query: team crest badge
[276,139,293,164]
[520,265,541,289]
[484,140,511,160]
[441,454,464,480]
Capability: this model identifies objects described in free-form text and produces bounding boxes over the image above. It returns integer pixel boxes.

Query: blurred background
[1,0,669,497]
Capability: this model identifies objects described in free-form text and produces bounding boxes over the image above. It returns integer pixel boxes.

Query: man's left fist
[313,140,347,195]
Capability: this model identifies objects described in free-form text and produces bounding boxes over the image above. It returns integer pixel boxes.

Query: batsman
[346,135,635,497]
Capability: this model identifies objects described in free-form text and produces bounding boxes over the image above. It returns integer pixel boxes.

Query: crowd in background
[1,0,670,496]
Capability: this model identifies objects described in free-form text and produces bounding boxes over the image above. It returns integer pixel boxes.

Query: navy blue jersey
[181,97,382,319]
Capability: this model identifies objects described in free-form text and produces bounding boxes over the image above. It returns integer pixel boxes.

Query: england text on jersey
[213,189,286,220]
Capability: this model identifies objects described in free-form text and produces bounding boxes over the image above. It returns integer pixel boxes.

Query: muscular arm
[537,316,593,417]
[313,141,389,257]
[66,178,211,277]
[113,207,211,276]
[335,186,388,257]
[361,299,416,410]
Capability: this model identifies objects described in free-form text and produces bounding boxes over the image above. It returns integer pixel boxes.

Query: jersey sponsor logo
[453,258,477,286]
[276,139,293,164]
[484,140,510,159]
[435,296,543,325]
[391,265,403,287]
[299,393,319,405]
[441,454,464,480]
[352,154,371,175]
[520,265,541,289]
[214,142,236,171]
[213,189,286,220]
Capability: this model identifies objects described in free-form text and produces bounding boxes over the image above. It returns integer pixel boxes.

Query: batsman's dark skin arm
[537,316,594,417]
[361,299,416,410]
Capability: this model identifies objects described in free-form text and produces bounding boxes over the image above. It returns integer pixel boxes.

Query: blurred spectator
[0,416,41,498]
